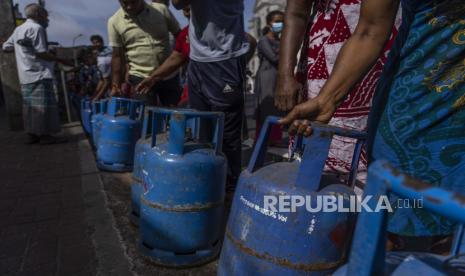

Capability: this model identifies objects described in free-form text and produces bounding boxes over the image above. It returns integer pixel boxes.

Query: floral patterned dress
[296,0,401,181]
[370,0,465,236]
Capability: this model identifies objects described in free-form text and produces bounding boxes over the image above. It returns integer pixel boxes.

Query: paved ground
[0,120,96,274]
[0,106,131,275]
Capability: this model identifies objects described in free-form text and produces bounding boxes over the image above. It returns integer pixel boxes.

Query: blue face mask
[271,22,283,33]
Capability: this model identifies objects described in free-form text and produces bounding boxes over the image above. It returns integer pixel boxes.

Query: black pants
[128,75,182,107]
[188,56,246,191]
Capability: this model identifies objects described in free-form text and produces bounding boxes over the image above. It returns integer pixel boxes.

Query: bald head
[24,3,49,27]
[24,4,47,19]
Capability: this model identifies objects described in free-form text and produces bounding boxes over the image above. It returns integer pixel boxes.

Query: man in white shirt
[1,4,71,144]
[90,35,112,100]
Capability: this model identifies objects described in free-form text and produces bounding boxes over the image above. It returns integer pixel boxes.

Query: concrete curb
[74,127,134,275]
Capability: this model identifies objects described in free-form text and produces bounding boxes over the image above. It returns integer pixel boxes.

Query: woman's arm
[258,38,280,66]
[280,0,400,135]
[275,0,313,111]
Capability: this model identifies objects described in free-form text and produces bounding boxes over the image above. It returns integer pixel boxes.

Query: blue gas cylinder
[334,160,465,276]
[130,108,166,226]
[131,108,199,225]
[139,108,226,267]
[81,97,93,135]
[218,116,366,275]
[91,99,109,148]
[96,97,144,172]
[130,132,153,225]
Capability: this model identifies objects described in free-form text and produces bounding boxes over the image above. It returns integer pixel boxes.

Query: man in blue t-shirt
[172,0,250,193]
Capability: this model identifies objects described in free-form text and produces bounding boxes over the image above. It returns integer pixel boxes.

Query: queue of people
[1,0,464,256]
[65,35,112,117]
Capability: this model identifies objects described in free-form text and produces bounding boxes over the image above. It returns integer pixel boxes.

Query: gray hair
[24,3,47,19]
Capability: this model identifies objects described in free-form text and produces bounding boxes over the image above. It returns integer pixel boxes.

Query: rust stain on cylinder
[172,113,184,121]
[382,163,431,191]
[453,194,465,206]
[225,230,346,271]
[402,175,431,191]
[141,197,223,212]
